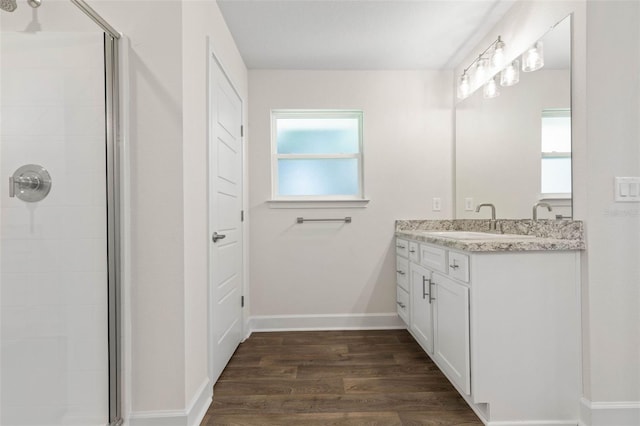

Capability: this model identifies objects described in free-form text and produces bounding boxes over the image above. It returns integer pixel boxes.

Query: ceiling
[216,0,517,70]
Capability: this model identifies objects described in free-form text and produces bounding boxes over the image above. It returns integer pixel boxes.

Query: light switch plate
[615,177,640,202]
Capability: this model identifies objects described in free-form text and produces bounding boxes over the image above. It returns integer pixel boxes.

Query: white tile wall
[1,32,108,425]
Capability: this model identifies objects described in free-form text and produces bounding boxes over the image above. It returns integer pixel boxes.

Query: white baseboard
[128,378,212,426]
[580,397,640,426]
[487,421,578,426]
[249,313,405,332]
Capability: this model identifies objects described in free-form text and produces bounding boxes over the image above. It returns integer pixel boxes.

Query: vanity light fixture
[475,56,489,85]
[491,36,505,68]
[522,41,544,72]
[457,73,471,99]
[483,77,500,99]
[456,35,505,100]
[500,59,520,86]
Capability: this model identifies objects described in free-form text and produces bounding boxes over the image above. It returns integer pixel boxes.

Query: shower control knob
[9,164,52,202]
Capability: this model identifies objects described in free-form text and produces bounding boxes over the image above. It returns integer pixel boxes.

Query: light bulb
[483,77,499,99]
[475,57,489,85]
[491,37,505,68]
[522,41,544,72]
[500,59,520,86]
[457,73,471,99]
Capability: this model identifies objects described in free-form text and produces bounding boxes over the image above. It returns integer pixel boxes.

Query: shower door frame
[70,1,123,425]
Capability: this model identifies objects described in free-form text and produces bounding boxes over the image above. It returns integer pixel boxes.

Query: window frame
[270,109,365,202]
[540,108,572,200]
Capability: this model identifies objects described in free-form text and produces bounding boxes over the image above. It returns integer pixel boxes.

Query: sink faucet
[532,202,553,220]
[475,203,497,231]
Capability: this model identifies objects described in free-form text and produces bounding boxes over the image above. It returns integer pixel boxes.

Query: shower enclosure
[0,1,121,425]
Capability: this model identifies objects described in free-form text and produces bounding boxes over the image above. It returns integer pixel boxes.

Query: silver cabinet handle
[396,245,406,249]
[396,301,406,309]
[449,260,459,269]
[212,232,226,243]
[396,270,405,276]
[409,249,416,253]
[428,279,436,304]
[422,276,430,300]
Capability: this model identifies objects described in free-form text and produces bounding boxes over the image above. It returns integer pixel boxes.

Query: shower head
[0,0,41,12]
[0,0,17,12]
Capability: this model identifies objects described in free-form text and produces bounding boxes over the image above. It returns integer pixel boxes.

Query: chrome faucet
[475,203,497,231]
[532,202,553,220]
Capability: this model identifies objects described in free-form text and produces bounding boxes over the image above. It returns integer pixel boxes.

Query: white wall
[584,0,640,405]
[248,70,453,325]
[95,0,248,421]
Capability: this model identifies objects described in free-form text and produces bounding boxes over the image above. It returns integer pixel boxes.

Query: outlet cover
[464,198,474,211]
[432,197,441,211]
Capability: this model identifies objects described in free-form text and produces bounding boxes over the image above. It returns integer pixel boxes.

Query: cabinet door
[432,273,471,395]
[396,256,409,292]
[410,263,434,354]
[396,286,410,325]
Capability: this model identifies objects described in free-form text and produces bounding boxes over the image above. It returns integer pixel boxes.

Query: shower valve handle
[8,164,52,202]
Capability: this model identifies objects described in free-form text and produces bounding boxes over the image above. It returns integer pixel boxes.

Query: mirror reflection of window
[541,108,571,197]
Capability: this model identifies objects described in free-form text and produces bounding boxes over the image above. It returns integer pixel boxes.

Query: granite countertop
[395,219,585,252]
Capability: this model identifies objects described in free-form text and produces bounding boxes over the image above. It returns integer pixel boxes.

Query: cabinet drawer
[396,256,409,292]
[420,244,447,273]
[396,286,410,325]
[408,241,419,263]
[448,251,470,283]
[396,238,409,258]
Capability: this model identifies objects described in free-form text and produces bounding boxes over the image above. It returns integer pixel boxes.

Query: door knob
[212,232,226,243]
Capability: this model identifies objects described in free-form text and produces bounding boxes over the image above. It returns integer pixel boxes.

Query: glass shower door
[0,30,109,425]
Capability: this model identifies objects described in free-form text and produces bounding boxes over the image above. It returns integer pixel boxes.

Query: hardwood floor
[202,329,482,425]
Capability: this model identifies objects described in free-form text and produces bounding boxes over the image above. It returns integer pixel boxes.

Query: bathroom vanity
[395,219,584,425]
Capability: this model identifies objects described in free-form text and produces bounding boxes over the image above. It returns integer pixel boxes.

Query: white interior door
[208,52,244,383]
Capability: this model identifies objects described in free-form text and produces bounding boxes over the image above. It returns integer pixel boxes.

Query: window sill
[268,199,370,209]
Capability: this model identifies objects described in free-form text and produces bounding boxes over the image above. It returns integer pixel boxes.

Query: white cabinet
[409,263,434,354]
[395,234,581,425]
[406,246,470,394]
[432,272,470,394]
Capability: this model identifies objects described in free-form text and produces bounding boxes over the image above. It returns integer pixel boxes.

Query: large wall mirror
[455,15,572,220]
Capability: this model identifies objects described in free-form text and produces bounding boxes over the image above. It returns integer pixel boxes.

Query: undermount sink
[419,231,536,240]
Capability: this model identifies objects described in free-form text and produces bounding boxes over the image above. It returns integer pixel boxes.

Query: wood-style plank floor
[201,329,482,425]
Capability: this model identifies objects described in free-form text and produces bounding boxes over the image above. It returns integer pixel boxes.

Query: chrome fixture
[456,32,547,100]
[212,232,226,243]
[475,203,497,231]
[533,202,553,220]
[456,36,505,100]
[0,0,17,12]
[9,164,52,202]
[0,0,41,12]
[296,216,352,224]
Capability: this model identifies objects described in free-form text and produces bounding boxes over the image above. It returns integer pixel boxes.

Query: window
[541,109,571,197]
[271,110,364,201]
